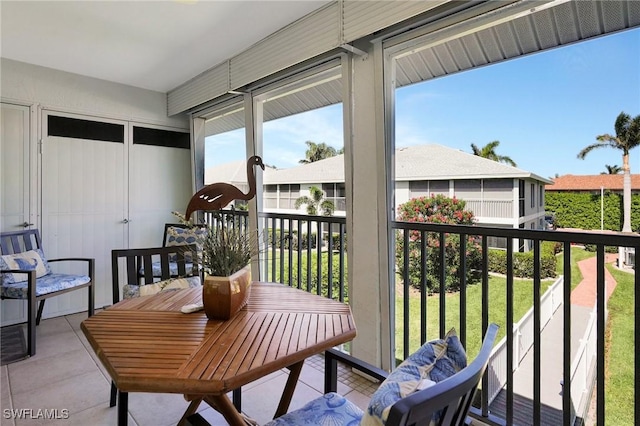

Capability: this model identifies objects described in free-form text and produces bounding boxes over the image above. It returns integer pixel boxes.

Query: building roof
[226,144,550,185]
[545,174,640,191]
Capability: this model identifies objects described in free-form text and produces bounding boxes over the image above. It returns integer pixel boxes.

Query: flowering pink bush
[396,194,481,293]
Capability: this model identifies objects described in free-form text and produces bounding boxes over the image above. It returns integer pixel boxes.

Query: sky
[205,28,640,180]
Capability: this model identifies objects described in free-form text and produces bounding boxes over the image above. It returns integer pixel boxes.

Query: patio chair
[134,223,206,283]
[265,323,499,426]
[110,244,202,412]
[0,229,94,357]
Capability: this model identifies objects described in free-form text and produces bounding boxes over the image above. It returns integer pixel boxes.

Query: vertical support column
[346,40,392,370]
[244,93,263,281]
[189,116,206,194]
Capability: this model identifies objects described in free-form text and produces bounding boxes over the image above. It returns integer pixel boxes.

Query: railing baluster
[316,218,322,296]
[459,233,467,348]
[287,218,293,286]
[420,230,427,345]
[279,217,285,284]
[481,236,489,418]
[297,219,302,290]
[506,237,513,426]
[327,222,333,300]
[563,241,572,426]
[533,240,541,426]
[403,229,410,359]
[597,245,605,425]
[439,232,446,338]
[306,220,312,293]
[339,222,345,303]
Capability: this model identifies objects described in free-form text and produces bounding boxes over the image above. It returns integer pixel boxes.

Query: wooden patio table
[81,282,357,426]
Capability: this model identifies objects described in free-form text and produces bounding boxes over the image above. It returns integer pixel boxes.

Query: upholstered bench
[0,229,94,356]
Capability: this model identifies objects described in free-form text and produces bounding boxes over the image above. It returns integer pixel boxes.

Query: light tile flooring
[1,312,377,426]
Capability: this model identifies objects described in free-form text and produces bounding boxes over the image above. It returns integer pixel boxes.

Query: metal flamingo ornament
[185,155,265,220]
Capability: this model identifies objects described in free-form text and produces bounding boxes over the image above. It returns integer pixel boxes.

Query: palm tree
[299,141,339,164]
[578,111,640,232]
[470,140,517,167]
[601,164,622,175]
[294,186,335,216]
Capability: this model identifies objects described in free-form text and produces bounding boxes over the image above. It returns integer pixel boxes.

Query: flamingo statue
[185,155,265,220]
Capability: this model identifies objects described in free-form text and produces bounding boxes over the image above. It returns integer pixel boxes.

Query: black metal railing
[393,221,638,426]
[204,209,638,425]
[204,210,348,302]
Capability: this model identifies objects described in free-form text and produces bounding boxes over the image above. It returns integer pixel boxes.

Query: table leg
[203,395,250,426]
[177,398,203,426]
[274,360,304,418]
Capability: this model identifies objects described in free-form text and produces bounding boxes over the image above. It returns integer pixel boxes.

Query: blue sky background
[206,28,640,179]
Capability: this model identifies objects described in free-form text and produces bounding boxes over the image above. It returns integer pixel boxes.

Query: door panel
[41,111,127,317]
[1,102,31,324]
[127,123,191,248]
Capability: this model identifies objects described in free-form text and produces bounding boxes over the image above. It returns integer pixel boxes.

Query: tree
[578,111,640,232]
[299,141,339,164]
[294,186,335,216]
[395,195,481,293]
[470,140,517,167]
[601,164,622,174]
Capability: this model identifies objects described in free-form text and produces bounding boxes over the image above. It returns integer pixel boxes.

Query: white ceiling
[0,0,329,93]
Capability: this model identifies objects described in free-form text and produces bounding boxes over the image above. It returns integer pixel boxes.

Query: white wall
[1,58,187,127]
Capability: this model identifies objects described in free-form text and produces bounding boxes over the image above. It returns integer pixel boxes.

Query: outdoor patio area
[0,311,377,426]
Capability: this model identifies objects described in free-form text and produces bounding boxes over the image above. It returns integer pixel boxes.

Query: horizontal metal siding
[394,0,640,88]
[229,5,340,90]
[342,0,449,43]
[168,62,229,116]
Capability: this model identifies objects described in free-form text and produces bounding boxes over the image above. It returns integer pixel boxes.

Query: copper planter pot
[202,265,252,320]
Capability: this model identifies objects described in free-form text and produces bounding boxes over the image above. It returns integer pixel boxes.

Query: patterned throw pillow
[361,328,467,426]
[122,276,201,299]
[0,249,52,284]
[165,226,206,261]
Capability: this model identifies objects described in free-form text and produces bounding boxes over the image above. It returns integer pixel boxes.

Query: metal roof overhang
[203,0,639,137]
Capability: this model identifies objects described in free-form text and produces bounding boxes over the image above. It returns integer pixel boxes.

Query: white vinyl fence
[486,276,564,404]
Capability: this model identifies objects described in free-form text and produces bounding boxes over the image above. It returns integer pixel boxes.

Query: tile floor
[1,312,378,426]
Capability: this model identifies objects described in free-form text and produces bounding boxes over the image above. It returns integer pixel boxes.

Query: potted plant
[173,212,257,320]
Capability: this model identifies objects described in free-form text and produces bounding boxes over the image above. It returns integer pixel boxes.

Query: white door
[40,111,128,316]
[1,102,35,325]
[127,122,192,248]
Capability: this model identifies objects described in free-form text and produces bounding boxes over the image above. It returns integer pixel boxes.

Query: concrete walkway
[489,253,618,425]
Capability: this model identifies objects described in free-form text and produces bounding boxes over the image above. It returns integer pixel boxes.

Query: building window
[539,185,544,207]
[531,183,535,208]
[519,180,525,217]
[322,183,346,211]
[279,184,300,209]
[264,185,278,209]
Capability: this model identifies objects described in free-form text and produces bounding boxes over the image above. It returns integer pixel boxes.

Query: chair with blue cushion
[135,223,206,282]
[0,229,94,356]
[265,323,499,426]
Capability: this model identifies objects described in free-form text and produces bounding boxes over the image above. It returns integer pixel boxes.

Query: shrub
[584,244,619,253]
[487,248,557,278]
[545,192,640,231]
[395,195,482,293]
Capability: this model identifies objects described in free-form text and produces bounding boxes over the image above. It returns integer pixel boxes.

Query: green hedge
[545,192,640,232]
[487,241,557,279]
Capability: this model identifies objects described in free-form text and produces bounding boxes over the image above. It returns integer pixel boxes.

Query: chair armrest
[324,348,388,394]
[47,258,95,280]
[1,269,37,300]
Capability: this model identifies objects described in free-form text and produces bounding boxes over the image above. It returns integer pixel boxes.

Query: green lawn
[395,276,553,362]
[604,265,635,425]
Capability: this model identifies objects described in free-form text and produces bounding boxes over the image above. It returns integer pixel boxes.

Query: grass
[604,264,635,425]
[395,276,554,362]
